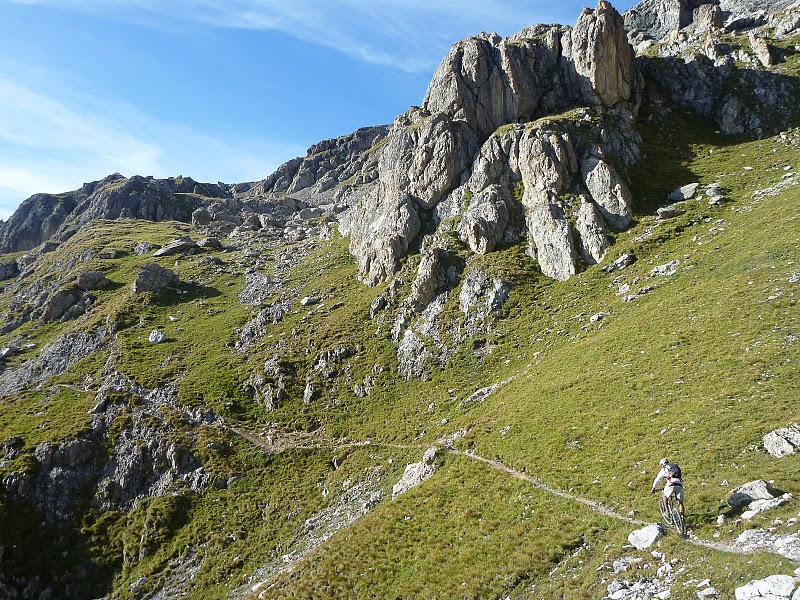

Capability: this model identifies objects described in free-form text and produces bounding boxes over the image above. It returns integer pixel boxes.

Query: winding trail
[223,425,763,558]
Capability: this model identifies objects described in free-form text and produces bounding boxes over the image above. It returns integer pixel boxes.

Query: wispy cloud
[0,75,304,220]
[6,0,573,72]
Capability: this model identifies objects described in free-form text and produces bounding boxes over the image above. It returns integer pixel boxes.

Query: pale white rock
[581,155,634,231]
[650,260,680,277]
[668,183,700,202]
[628,523,665,549]
[457,185,512,254]
[408,247,450,309]
[735,575,798,600]
[764,424,800,458]
[526,200,578,281]
[148,330,167,344]
[742,494,793,520]
[697,587,720,600]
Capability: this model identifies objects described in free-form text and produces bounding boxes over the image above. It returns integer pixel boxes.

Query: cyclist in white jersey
[651,457,684,517]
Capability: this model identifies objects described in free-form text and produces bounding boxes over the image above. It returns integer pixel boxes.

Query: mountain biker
[650,457,684,517]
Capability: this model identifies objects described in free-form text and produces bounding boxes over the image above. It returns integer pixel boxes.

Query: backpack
[668,463,682,480]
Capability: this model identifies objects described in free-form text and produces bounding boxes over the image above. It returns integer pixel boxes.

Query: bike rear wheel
[670,503,685,536]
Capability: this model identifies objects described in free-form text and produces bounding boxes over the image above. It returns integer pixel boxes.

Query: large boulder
[131,263,180,294]
[628,523,665,549]
[77,271,110,291]
[728,480,775,508]
[408,247,450,309]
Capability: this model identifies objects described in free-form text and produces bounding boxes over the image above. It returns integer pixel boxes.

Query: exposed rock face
[0,325,111,397]
[625,0,800,136]
[568,1,637,108]
[341,0,640,286]
[581,155,634,231]
[131,263,180,293]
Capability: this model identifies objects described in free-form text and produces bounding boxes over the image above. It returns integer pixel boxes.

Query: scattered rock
[148,330,167,344]
[628,523,665,550]
[650,260,680,277]
[300,296,320,307]
[656,206,686,220]
[764,424,800,458]
[697,587,720,600]
[728,480,775,508]
[408,247,450,309]
[133,241,153,255]
[197,237,223,250]
[41,288,81,322]
[736,529,800,562]
[741,494,793,520]
[131,263,180,293]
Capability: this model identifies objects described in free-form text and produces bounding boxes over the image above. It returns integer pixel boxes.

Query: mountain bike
[658,492,685,537]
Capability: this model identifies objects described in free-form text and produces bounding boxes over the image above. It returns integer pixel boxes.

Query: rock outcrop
[341,0,641,286]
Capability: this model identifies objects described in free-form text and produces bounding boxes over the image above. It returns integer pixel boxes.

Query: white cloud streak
[6,0,571,72]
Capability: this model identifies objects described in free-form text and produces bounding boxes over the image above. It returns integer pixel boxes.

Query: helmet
[659,458,668,466]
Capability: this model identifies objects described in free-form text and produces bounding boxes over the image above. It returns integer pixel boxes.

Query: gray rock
[238,272,276,306]
[526,200,577,281]
[569,1,637,109]
[148,330,167,344]
[741,494,792,519]
[303,380,315,404]
[650,260,680,277]
[396,329,431,381]
[131,263,180,293]
[734,575,799,600]
[628,523,665,549]
[77,270,109,291]
[656,206,686,219]
[197,237,223,250]
[728,479,775,508]
[604,253,637,272]
[575,199,610,264]
[764,424,800,458]
[369,294,388,319]
[408,247,450,309]
[191,207,212,227]
[668,182,700,202]
[457,185,512,254]
[153,236,199,257]
[581,156,633,231]
[749,32,774,67]
[41,288,80,322]
[300,296,320,307]
[697,587,720,600]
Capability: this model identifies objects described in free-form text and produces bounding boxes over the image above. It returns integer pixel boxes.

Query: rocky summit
[1,1,800,599]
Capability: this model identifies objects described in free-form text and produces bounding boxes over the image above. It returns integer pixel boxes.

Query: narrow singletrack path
[223,425,758,557]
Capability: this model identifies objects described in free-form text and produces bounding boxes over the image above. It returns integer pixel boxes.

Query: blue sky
[0,0,638,219]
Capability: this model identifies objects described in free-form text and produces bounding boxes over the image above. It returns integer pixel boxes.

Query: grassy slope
[1,100,799,598]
